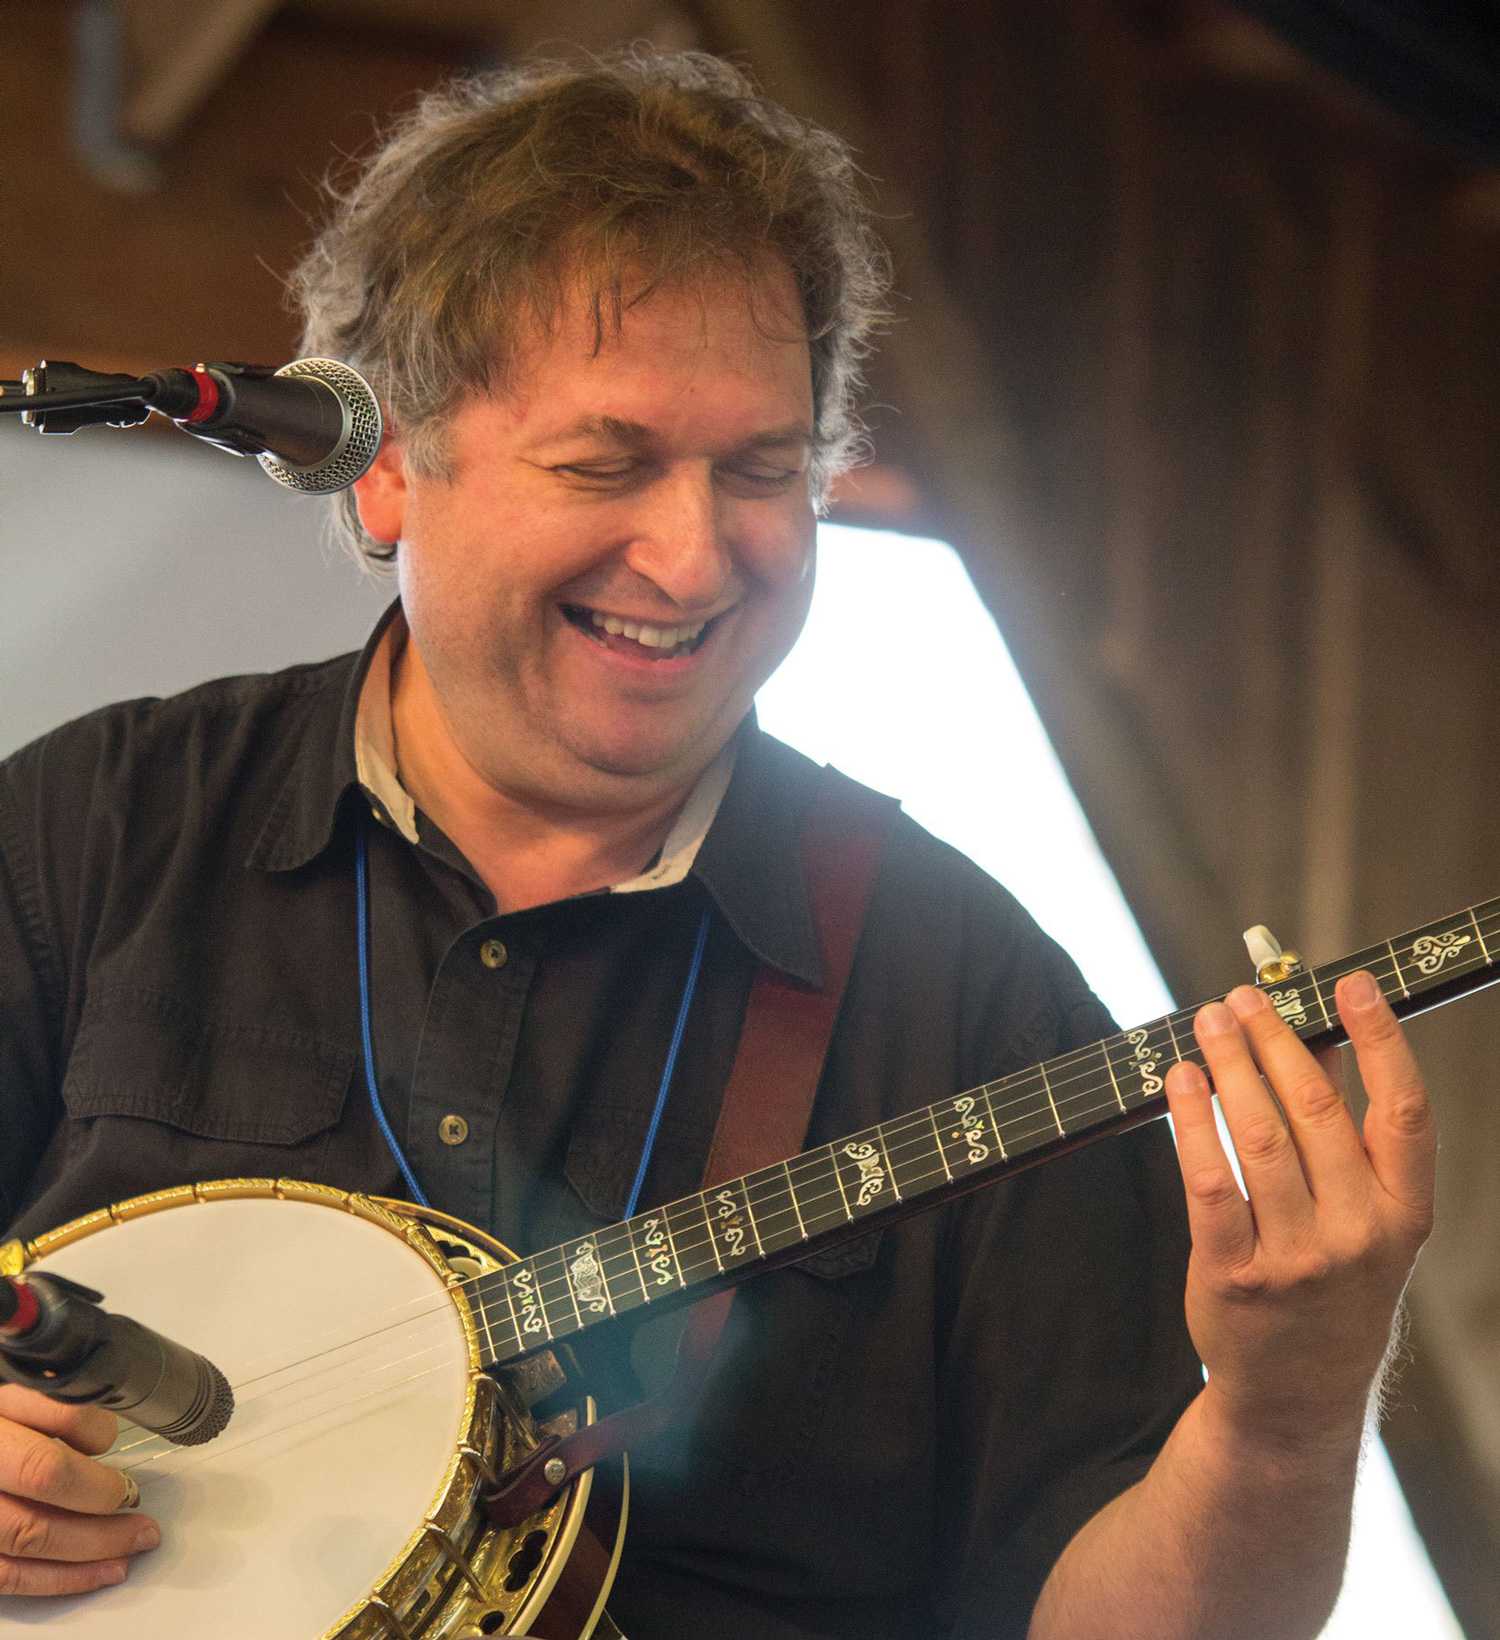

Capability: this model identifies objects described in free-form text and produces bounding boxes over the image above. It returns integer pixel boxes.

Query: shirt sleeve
[933,932,1203,1638]
[0,739,68,1231]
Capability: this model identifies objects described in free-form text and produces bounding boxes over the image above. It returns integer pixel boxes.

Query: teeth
[588,610,707,650]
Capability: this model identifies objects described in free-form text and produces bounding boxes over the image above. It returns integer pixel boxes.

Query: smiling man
[0,49,1433,1640]
[361,266,820,912]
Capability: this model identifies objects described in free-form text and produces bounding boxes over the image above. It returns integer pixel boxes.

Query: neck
[390,645,699,913]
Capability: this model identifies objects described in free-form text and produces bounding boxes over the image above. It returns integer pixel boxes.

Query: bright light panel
[757,522,1462,1640]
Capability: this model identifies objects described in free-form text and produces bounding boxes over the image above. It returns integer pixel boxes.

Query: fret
[1469,906,1492,965]
[706,1181,761,1270]
[1101,1039,1126,1113]
[471,1280,499,1363]
[699,1195,723,1273]
[1163,1014,1183,1063]
[1038,1063,1064,1137]
[875,1126,905,1202]
[929,1106,954,1182]
[537,1246,579,1337]
[830,1136,855,1218]
[741,1177,766,1257]
[784,1159,808,1239]
[794,1147,852,1237]
[564,1235,613,1319]
[630,1209,681,1293]
[1385,939,1411,1000]
[598,1223,642,1318]
[665,1199,715,1285]
[980,1085,1008,1160]
[1302,965,1335,1031]
[887,1114,947,1201]
[747,1163,805,1257]
[992,1074,1060,1159]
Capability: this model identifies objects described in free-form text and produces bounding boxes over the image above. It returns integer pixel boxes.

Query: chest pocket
[58,985,355,1200]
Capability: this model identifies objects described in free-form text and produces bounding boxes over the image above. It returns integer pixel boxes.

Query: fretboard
[466,894,1500,1367]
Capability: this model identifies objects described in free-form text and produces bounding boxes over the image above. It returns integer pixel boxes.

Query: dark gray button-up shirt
[0,611,1201,1637]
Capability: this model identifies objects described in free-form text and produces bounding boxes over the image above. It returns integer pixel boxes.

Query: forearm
[1028,1383,1362,1640]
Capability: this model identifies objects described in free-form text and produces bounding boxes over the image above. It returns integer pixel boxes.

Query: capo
[1243,924,1303,985]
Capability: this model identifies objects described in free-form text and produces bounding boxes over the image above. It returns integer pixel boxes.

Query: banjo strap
[483,765,898,1527]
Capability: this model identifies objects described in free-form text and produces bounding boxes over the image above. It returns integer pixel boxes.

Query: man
[0,50,1433,1637]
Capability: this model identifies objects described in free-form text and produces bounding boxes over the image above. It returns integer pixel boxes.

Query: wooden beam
[120,0,284,147]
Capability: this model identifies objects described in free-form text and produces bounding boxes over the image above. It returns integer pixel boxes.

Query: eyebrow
[553,415,816,454]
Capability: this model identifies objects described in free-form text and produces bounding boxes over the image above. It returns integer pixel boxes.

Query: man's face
[357,266,818,814]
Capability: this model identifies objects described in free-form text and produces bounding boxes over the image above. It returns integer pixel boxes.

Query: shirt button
[479,938,508,970]
[438,1114,469,1146]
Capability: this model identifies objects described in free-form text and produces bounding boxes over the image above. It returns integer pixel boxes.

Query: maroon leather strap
[484,768,898,1527]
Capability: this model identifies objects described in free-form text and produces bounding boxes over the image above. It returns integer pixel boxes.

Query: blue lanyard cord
[356,817,430,1206]
[624,903,713,1218]
[357,810,711,1220]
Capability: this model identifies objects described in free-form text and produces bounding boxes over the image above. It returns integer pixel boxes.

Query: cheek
[744,507,816,592]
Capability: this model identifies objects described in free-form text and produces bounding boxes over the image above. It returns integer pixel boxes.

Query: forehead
[498,261,814,434]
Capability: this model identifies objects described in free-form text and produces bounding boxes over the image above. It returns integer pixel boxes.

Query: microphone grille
[257,358,383,495]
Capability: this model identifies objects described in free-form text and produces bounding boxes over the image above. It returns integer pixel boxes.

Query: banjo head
[0,1181,604,1638]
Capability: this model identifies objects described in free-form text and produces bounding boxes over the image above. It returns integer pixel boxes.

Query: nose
[621,467,733,612]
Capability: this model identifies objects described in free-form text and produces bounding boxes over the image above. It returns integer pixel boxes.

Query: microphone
[5,356,383,495]
[0,1272,234,1447]
[151,357,384,494]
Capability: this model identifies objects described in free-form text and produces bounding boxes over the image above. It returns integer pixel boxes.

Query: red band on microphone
[183,368,221,425]
[0,1278,41,1337]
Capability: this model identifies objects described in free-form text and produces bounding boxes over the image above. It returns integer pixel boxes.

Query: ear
[352,434,410,546]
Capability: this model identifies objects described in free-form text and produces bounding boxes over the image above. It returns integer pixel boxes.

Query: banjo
[3,892,1497,1637]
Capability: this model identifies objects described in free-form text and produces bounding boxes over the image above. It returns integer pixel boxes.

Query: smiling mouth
[561,603,719,660]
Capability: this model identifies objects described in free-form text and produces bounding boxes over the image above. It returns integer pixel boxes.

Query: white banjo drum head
[2,1191,473,1637]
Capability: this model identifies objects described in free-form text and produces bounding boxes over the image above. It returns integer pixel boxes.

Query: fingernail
[134,1521,161,1553]
[1172,1060,1210,1095]
[1227,986,1267,1020]
[99,1562,127,1587]
[1344,970,1380,1009]
[117,1473,141,1511]
[1197,1001,1235,1035]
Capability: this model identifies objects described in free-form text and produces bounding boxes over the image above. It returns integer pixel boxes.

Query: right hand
[0,1384,160,1596]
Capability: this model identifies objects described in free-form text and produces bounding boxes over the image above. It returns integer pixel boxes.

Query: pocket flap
[62,986,353,1145]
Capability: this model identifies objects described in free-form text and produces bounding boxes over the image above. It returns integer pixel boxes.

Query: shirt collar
[244,600,399,874]
[690,719,823,987]
[248,600,823,985]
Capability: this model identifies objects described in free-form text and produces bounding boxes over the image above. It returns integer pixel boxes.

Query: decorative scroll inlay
[568,1240,609,1313]
[640,1215,674,1287]
[1411,931,1471,975]
[1269,987,1309,1027]
[1126,1028,1164,1097]
[948,1094,990,1165]
[511,1263,545,1335]
[714,1189,747,1259]
[843,1140,887,1207]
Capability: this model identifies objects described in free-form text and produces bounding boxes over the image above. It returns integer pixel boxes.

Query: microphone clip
[13,361,152,435]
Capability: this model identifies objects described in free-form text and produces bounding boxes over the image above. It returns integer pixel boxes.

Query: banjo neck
[472,894,1500,1369]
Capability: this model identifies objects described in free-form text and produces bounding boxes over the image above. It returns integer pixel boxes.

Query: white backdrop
[0,422,385,760]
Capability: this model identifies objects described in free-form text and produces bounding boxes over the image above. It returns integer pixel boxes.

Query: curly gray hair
[290,48,892,563]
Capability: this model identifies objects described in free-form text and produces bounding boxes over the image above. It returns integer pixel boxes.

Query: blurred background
[2,2,1497,1631]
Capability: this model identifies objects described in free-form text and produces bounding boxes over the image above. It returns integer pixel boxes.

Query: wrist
[1194,1377,1368,1477]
